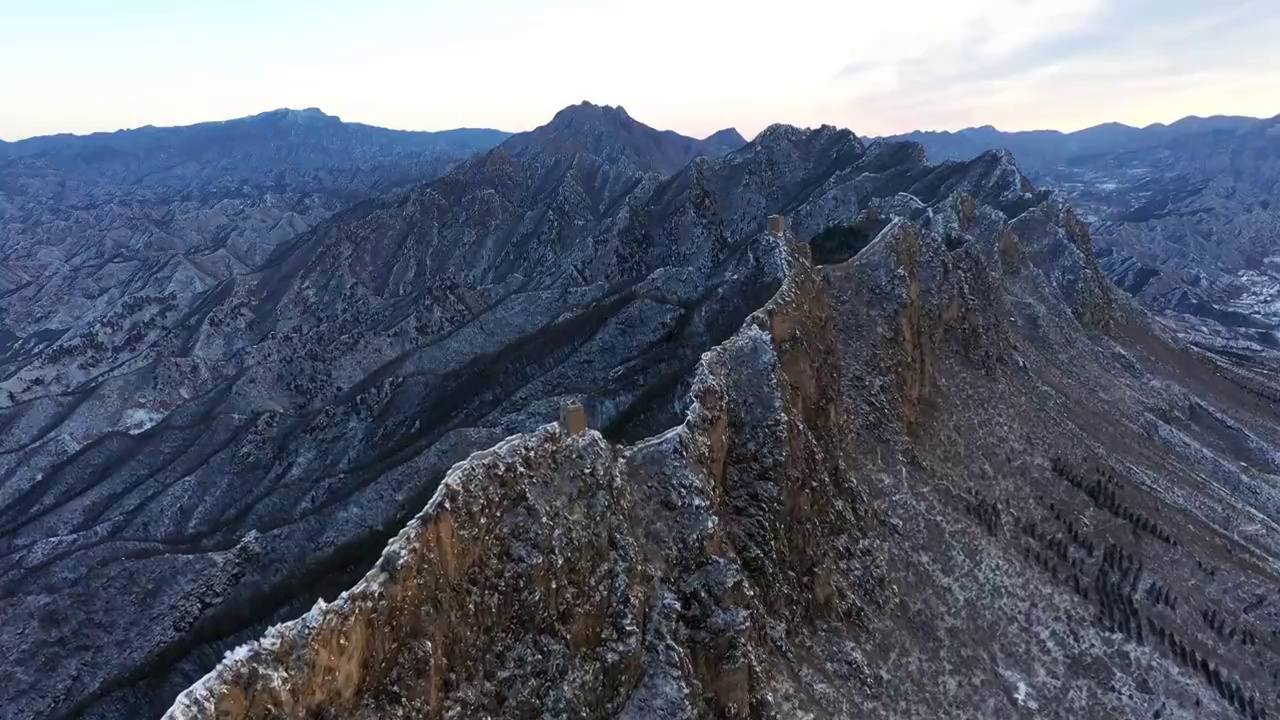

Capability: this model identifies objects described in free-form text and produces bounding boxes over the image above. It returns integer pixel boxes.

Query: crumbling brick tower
[559,398,587,435]
[767,214,787,235]
[767,214,812,263]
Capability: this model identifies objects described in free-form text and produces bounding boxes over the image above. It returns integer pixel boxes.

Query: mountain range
[0,102,753,718]
[889,114,1280,358]
[887,115,1264,169]
[2,103,1280,720]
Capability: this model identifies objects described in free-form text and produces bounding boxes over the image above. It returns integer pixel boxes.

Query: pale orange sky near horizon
[2,0,1278,141]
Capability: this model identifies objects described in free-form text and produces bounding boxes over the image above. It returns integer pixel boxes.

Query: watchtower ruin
[559,398,587,435]
[766,213,811,263]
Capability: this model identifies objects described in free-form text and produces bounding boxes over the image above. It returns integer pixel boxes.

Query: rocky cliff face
[824,163,1280,719]
[164,235,885,719]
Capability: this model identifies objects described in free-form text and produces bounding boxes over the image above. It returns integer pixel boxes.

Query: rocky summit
[4,103,1280,720]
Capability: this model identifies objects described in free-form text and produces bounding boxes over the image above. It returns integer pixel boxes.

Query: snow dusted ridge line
[165,426,537,718]
[162,230,830,718]
[0,103,866,719]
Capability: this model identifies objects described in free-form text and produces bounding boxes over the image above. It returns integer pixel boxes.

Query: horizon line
[3,103,1278,145]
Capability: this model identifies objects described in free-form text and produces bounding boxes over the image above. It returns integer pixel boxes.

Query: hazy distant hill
[889,114,1280,356]
[0,108,510,342]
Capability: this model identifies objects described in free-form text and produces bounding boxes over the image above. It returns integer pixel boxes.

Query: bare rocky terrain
[0,103,750,719]
[5,102,1280,720]
[0,108,512,345]
[891,115,1280,359]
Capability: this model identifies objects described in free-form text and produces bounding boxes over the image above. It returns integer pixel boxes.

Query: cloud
[834,0,1280,134]
[1,0,1277,140]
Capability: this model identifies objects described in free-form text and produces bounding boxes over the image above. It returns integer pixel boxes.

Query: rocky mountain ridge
[888,114,1280,358]
[888,115,1263,170]
[0,104,811,720]
[164,230,866,720]
[161,106,1280,719]
[6,102,1280,720]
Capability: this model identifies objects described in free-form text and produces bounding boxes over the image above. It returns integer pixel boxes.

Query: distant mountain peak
[702,128,747,154]
[754,123,805,143]
[753,122,858,149]
[502,101,742,175]
[248,107,341,125]
[549,101,632,127]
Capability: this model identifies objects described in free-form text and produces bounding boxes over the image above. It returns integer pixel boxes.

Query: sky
[2,0,1278,141]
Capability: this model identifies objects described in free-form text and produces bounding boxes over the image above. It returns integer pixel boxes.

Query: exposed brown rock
[165,237,881,719]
